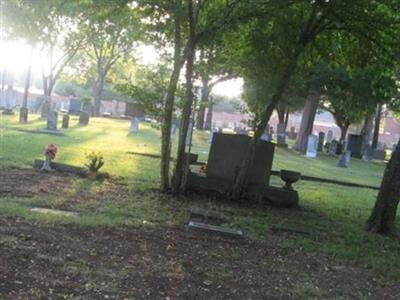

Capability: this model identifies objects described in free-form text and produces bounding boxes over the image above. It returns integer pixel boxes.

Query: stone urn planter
[280,169,301,190]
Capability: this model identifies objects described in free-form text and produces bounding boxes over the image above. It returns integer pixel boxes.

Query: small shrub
[85,152,105,174]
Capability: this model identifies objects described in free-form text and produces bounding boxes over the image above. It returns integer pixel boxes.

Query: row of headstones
[46,111,90,131]
[131,118,195,147]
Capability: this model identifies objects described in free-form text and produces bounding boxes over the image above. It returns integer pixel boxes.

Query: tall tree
[232,0,400,198]
[78,1,140,116]
[366,140,400,235]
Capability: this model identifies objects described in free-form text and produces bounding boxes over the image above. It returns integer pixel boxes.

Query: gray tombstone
[19,107,28,124]
[337,150,351,168]
[46,111,58,131]
[186,119,194,146]
[326,130,334,143]
[288,126,297,140]
[373,149,386,161]
[317,132,325,152]
[261,124,272,141]
[170,123,177,139]
[40,96,51,120]
[68,98,82,115]
[206,133,275,186]
[276,123,287,147]
[347,134,363,158]
[363,145,374,161]
[376,141,385,151]
[79,111,90,126]
[329,140,338,155]
[306,134,318,158]
[130,117,140,134]
[62,114,70,129]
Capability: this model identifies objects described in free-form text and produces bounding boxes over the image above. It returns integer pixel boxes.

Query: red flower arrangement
[45,144,59,160]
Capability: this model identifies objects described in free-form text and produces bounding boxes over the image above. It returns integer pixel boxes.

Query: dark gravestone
[19,107,28,123]
[2,108,14,115]
[276,123,287,147]
[206,133,275,186]
[40,96,51,120]
[68,98,82,115]
[347,134,363,158]
[62,114,70,129]
[317,132,325,152]
[288,126,297,140]
[337,150,351,168]
[47,111,58,131]
[373,149,386,161]
[79,111,90,126]
[125,102,145,118]
[329,140,338,155]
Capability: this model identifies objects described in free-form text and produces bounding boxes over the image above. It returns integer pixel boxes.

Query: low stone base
[186,172,299,208]
[33,159,86,176]
[187,221,244,239]
[2,109,15,115]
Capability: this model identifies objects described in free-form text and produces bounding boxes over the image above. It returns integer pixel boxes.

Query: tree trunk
[276,107,286,124]
[160,0,183,192]
[232,39,306,199]
[22,45,34,109]
[339,124,349,143]
[204,96,213,130]
[360,112,374,153]
[293,88,321,153]
[366,139,400,235]
[284,108,290,130]
[372,103,382,150]
[93,71,106,117]
[196,77,210,130]
[173,28,196,193]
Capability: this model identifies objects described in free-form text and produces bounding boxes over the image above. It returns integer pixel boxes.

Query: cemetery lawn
[1,114,399,298]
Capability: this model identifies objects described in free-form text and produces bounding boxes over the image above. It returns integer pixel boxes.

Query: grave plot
[0,168,75,198]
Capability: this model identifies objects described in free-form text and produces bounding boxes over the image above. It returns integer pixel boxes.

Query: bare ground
[0,168,399,299]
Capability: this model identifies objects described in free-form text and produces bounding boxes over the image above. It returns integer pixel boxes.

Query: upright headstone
[363,145,374,161]
[276,123,287,147]
[317,132,325,152]
[288,126,297,140]
[206,133,275,186]
[170,123,177,139]
[306,134,318,158]
[79,111,90,126]
[19,107,28,124]
[261,124,272,141]
[337,150,351,168]
[40,96,51,120]
[326,130,334,143]
[186,119,194,146]
[68,98,82,115]
[62,114,70,129]
[373,149,386,161]
[47,111,58,131]
[209,127,217,143]
[130,117,139,134]
[347,134,363,158]
[329,140,338,155]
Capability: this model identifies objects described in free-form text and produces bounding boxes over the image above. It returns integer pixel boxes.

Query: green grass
[1,113,399,282]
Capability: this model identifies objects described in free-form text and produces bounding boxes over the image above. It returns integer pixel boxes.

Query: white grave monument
[306,134,318,158]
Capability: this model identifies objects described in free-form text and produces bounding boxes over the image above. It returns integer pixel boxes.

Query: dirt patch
[0,167,76,197]
[0,217,398,299]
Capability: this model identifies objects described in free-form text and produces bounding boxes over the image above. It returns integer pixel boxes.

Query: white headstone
[186,119,194,146]
[130,117,139,134]
[306,134,318,158]
[170,123,177,139]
